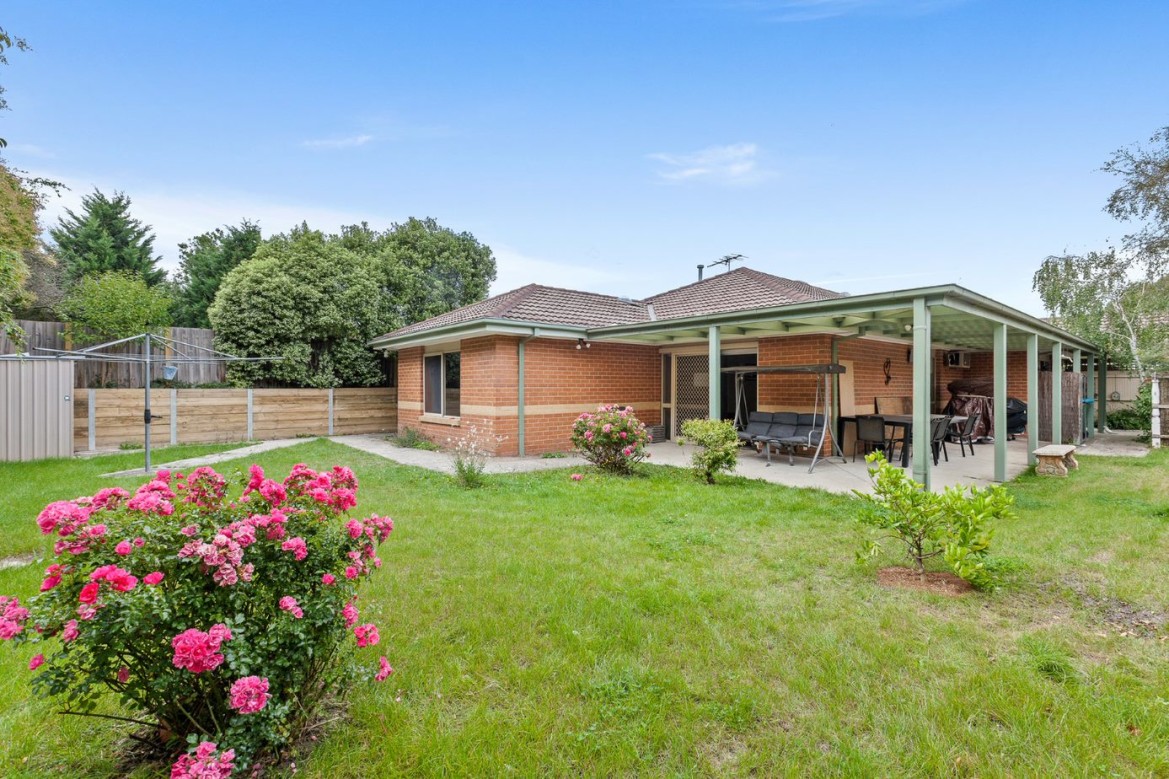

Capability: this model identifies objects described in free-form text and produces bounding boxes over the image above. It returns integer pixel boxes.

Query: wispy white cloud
[300,134,374,150]
[720,0,965,22]
[648,142,769,185]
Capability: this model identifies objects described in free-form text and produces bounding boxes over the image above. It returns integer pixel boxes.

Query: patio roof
[369,271,1097,355]
[588,284,1097,353]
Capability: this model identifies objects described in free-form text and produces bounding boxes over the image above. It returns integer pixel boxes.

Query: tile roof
[643,267,842,321]
[385,284,649,337]
[375,267,843,341]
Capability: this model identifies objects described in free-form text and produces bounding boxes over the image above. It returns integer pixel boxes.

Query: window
[424,352,460,417]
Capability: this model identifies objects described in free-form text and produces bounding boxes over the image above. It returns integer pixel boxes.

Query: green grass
[0,443,252,560]
[0,440,1167,776]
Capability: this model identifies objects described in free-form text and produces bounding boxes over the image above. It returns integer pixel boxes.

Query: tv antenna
[709,253,745,273]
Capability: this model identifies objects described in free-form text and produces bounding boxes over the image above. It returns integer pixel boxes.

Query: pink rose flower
[229,675,270,714]
[344,566,359,580]
[571,473,582,481]
[171,741,235,779]
[342,601,359,628]
[354,623,379,648]
[115,540,133,556]
[375,656,393,682]
[144,571,165,586]
[171,624,231,674]
[78,582,100,604]
[28,653,44,671]
[61,619,80,643]
[279,596,304,619]
[281,537,308,561]
[117,666,130,683]
[322,573,336,585]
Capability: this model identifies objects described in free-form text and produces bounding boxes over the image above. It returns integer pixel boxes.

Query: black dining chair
[953,413,980,457]
[854,415,902,462]
[929,415,953,465]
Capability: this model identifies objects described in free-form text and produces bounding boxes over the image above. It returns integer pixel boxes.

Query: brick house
[370,267,1099,487]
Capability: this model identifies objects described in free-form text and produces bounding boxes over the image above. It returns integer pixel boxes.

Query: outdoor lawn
[0,440,1166,777]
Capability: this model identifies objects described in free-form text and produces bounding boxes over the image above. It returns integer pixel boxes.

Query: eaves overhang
[368,319,589,352]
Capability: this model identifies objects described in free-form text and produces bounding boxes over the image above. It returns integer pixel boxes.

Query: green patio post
[1051,342,1063,445]
[1027,333,1039,464]
[708,325,721,420]
[1097,357,1108,432]
[1072,348,1083,443]
[517,338,528,456]
[912,297,931,489]
[1085,353,1096,439]
[993,323,1008,482]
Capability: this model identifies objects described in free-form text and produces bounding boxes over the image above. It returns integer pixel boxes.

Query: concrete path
[101,438,308,478]
[329,434,589,475]
[1075,429,1149,457]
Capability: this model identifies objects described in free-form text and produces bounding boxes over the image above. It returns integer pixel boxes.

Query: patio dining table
[838,414,967,468]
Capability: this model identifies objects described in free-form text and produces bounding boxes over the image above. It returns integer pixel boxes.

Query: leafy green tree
[58,271,172,345]
[50,189,166,286]
[172,221,262,327]
[0,161,39,342]
[1035,127,1169,378]
[208,225,390,388]
[335,217,496,329]
[0,26,31,149]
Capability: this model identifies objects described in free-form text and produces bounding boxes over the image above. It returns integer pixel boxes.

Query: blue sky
[4,0,1168,315]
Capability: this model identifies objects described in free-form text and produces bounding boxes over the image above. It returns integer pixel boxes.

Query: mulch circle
[877,567,974,597]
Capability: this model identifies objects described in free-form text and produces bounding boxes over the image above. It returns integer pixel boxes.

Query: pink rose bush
[0,462,394,775]
[570,404,651,474]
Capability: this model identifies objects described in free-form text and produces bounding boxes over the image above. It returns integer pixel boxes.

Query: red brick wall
[396,336,660,456]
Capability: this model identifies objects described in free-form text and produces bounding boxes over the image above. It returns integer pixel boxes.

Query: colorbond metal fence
[0,358,75,461]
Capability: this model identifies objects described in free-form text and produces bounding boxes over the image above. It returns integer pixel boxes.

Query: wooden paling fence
[75,388,397,452]
[0,321,223,388]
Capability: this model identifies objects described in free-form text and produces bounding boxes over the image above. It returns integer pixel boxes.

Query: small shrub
[570,405,651,475]
[118,441,144,451]
[390,427,440,451]
[0,462,395,774]
[1107,382,1152,439]
[678,418,741,484]
[854,452,1014,589]
[447,421,505,489]
[541,452,567,459]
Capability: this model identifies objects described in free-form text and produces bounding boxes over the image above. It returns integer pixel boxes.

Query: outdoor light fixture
[576,338,590,350]
[163,364,179,381]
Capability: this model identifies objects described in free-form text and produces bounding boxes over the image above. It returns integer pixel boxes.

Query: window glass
[424,354,442,414]
[444,353,461,417]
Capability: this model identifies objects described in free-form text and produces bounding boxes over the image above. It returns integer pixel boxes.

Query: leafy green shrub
[389,427,440,451]
[679,418,741,484]
[854,452,1014,589]
[0,462,394,773]
[208,226,390,388]
[1107,382,1152,439]
[447,421,503,489]
[570,405,651,474]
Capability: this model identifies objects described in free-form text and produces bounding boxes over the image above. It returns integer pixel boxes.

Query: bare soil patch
[878,567,974,597]
[1064,579,1166,638]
